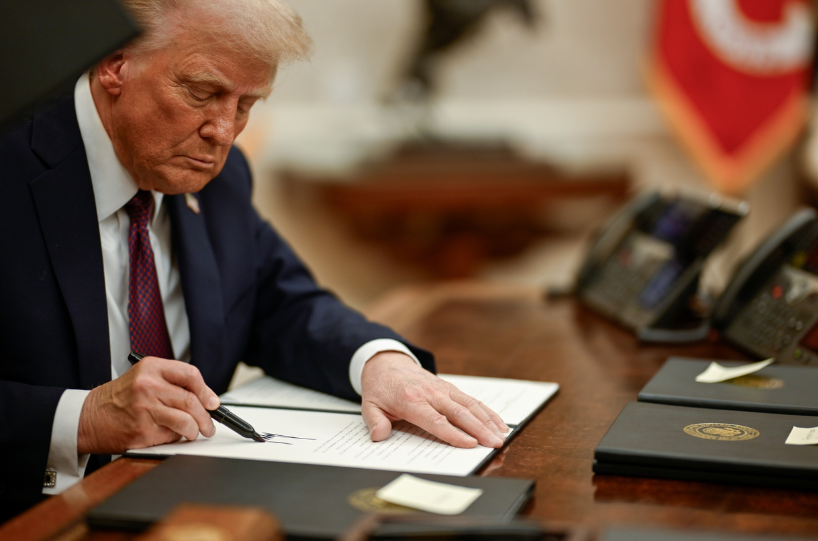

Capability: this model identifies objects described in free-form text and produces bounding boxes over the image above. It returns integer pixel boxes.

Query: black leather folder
[638,357,818,416]
[87,455,535,540]
[601,526,815,541]
[593,402,818,490]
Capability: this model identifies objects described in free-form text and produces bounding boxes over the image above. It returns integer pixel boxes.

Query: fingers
[405,402,480,448]
[155,359,220,410]
[150,401,209,442]
[128,424,181,450]
[417,390,501,448]
[477,397,509,433]
[363,392,487,448]
[78,357,219,454]
[361,401,394,442]
[359,354,511,449]
[151,380,217,439]
[134,357,217,439]
[445,388,509,436]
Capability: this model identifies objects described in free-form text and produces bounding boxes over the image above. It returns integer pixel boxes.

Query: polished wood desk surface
[5,282,818,541]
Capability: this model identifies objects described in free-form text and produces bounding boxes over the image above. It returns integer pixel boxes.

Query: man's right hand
[77,356,220,454]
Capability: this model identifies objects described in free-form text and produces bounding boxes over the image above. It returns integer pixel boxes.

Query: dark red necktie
[126,190,174,359]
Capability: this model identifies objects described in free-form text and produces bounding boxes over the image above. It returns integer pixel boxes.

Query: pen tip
[253,432,265,442]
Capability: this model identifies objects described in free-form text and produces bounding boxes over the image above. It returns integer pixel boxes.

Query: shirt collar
[74,73,164,223]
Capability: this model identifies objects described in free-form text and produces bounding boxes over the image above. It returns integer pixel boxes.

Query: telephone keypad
[580,233,680,330]
[724,267,818,365]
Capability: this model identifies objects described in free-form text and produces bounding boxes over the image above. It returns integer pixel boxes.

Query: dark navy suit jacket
[0,94,433,518]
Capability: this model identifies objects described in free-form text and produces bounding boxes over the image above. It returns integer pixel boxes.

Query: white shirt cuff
[44,389,91,494]
[348,339,421,396]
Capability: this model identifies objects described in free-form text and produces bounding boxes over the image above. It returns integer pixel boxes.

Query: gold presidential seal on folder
[684,423,760,441]
[727,374,785,389]
[348,488,417,514]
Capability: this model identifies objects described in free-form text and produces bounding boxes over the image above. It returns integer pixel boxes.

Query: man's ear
[96,50,127,96]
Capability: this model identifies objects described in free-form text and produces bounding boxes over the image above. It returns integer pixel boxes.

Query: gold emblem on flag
[684,423,760,441]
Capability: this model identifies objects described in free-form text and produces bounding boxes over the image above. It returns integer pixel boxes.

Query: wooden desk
[5,282,818,540]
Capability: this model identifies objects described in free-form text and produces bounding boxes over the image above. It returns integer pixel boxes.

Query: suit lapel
[167,194,226,379]
[27,96,227,388]
[29,107,111,389]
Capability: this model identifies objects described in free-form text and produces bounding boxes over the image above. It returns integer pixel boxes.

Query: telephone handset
[574,190,747,340]
[575,192,662,291]
[712,208,818,365]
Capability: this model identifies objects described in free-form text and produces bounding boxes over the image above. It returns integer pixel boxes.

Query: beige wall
[271,0,654,103]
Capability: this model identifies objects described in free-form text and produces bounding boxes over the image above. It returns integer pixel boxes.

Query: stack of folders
[601,526,816,541]
[594,358,818,490]
[87,456,536,540]
[638,358,818,416]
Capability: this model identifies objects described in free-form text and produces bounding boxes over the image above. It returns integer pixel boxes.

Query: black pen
[127,351,265,442]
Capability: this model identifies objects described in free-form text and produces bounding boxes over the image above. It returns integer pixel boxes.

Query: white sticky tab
[694,358,775,383]
[785,426,818,445]
[376,474,483,515]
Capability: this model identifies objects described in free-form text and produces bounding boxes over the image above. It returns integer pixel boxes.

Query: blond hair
[121,0,311,68]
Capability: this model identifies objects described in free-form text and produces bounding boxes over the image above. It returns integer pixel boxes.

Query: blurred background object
[232,0,817,315]
[1,0,815,389]
[390,0,538,133]
[279,141,629,279]
[239,0,645,314]
[275,0,633,281]
[647,0,815,196]
[4,1,815,311]
[0,0,138,131]
[400,0,537,103]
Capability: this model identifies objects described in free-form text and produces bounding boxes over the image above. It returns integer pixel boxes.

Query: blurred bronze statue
[280,1,629,281]
[398,0,537,102]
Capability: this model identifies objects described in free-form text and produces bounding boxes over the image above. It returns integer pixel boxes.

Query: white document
[220,374,559,427]
[694,358,775,383]
[129,406,507,476]
[438,375,558,426]
[376,474,483,515]
[155,374,558,476]
[785,426,818,445]
[220,376,361,412]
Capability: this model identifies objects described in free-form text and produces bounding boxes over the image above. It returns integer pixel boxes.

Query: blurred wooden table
[5,281,818,540]
[280,141,629,278]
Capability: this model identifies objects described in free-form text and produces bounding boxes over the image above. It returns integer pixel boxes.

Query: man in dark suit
[0,0,508,520]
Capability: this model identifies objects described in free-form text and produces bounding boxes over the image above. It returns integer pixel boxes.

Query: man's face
[105,23,273,194]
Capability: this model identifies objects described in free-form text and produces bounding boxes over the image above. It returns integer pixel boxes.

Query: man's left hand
[360,352,509,448]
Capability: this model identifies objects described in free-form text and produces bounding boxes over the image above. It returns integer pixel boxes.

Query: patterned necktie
[126,190,174,359]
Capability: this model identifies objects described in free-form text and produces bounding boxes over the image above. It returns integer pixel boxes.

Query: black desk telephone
[574,191,748,341]
[712,208,818,366]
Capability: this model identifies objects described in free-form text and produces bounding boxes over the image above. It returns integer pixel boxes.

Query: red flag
[647,0,814,195]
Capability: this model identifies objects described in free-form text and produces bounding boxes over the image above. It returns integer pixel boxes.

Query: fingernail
[492,436,504,447]
[207,396,219,410]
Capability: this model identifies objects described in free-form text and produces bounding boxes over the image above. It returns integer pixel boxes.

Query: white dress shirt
[43,74,417,494]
